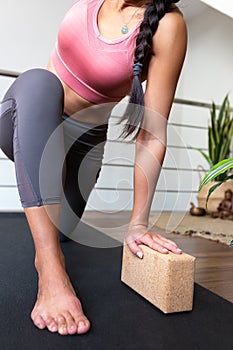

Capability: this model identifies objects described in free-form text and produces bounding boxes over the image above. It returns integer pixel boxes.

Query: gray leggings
[0,69,107,235]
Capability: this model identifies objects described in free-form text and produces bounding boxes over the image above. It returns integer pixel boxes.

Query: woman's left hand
[125,224,182,259]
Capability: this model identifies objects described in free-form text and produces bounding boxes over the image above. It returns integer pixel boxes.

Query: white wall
[200,0,233,19]
[0,0,73,98]
[0,0,73,71]
[0,1,233,212]
[181,3,233,103]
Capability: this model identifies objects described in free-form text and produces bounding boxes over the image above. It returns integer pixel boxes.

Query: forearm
[130,114,167,227]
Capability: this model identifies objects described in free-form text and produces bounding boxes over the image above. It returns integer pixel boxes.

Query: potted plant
[195,94,233,212]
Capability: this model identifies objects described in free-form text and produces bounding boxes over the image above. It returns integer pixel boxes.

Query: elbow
[136,133,167,160]
[138,108,168,145]
[136,127,167,147]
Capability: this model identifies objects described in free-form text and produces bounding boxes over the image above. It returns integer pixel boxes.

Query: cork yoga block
[121,244,196,314]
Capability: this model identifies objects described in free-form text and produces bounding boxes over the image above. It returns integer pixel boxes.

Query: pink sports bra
[51,0,141,104]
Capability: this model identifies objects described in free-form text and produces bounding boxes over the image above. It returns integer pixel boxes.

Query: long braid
[121,0,180,139]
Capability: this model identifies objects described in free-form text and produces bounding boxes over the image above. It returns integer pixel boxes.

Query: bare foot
[31,255,90,335]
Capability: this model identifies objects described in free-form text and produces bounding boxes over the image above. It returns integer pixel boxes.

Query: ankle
[35,248,65,273]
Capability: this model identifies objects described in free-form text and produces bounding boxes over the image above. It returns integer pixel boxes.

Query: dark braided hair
[121,0,180,139]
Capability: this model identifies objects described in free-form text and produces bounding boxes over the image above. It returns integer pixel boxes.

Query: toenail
[59,326,67,333]
[51,326,57,332]
[78,321,85,328]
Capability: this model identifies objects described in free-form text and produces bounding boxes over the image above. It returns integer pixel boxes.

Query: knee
[6,68,64,105]
[21,68,63,88]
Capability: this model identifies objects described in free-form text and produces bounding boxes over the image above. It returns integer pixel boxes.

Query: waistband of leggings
[62,114,108,133]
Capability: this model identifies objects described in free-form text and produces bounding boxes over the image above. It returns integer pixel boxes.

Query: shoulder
[152,8,187,55]
[159,6,187,33]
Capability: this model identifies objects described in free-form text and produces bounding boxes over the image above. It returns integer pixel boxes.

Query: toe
[77,320,90,334]
[47,319,58,333]
[63,312,77,335]
[73,313,91,334]
[57,315,68,335]
[33,315,46,330]
[43,315,58,333]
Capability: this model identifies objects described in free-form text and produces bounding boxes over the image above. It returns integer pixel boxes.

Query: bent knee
[6,68,64,103]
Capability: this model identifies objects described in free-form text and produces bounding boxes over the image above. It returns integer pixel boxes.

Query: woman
[0,0,187,336]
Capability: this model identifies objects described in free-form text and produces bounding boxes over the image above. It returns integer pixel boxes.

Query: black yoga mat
[0,213,233,350]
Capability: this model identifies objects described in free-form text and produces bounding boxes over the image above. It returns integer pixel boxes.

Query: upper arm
[144,11,187,119]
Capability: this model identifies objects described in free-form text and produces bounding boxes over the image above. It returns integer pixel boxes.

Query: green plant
[195,94,233,181]
[199,158,233,247]
[199,158,233,200]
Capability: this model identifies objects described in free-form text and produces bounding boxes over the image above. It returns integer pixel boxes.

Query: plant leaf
[218,94,229,128]
[208,127,215,165]
[190,147,212,166]
[210,104,219,151]
[206,182,223,206]
[199,158,233,190]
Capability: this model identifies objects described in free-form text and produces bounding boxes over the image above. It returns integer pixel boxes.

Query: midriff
[47,59,114,124]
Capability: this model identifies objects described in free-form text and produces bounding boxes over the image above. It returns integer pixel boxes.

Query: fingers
[125,239,144,259]
[126,232,182,257]
[152,234,182,254]
[144,233,182,254]
[126,226,182,258]
[141,233,170,254]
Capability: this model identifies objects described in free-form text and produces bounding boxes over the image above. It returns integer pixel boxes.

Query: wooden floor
[82,211,233,303]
